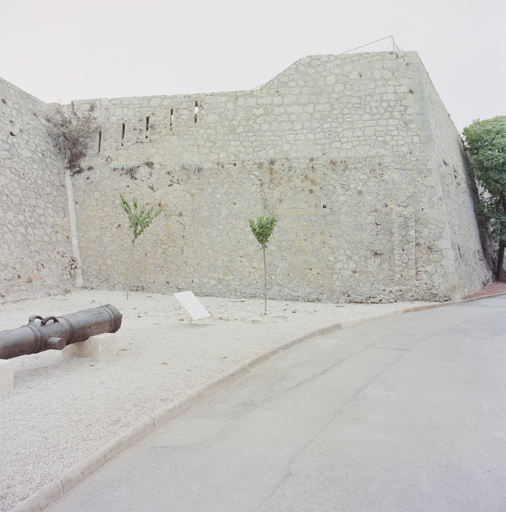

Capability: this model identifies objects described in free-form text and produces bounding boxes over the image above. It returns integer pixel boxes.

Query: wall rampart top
[73,51,425,167]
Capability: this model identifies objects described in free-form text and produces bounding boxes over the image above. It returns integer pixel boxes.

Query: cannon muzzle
[0,305,122,360]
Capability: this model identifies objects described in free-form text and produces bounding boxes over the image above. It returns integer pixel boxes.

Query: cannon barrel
[0,305,122,360]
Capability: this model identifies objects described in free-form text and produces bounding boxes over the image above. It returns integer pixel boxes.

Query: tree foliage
[45,102,97,174]
[248,216,278,249]
[120,194,163,298]
[463,115,506,279]
[249,216,278,312]
[120,194,163,243]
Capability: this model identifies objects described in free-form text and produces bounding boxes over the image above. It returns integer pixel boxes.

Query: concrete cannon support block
[0,359,14,395]
[63,333,117,361]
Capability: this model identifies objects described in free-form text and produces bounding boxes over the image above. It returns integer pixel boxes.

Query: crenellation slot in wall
[194,101,199,124]
[145,116,150,139]
[121,123,126,146]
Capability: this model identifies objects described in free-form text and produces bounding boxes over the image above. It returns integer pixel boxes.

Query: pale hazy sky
[0,0,504,132]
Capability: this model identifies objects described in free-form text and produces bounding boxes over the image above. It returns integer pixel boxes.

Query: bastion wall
[0,51,492,302]
[0,79,73,299]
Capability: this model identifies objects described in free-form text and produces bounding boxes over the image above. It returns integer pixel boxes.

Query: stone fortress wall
[0,79,73,299]
[411,55,491,296]
[0,51,492,302]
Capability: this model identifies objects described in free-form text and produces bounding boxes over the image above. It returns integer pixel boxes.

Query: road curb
[11,294,506,511]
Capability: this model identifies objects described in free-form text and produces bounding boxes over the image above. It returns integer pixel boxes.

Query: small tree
[463,116,506,280]
[45,102,98,287]
[120,194,163,298]
[248,215,278,313]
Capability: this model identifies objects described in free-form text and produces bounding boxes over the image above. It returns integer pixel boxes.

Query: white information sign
[174,291,211,320]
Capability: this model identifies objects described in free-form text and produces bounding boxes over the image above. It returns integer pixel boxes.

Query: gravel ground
[0,288,476,511]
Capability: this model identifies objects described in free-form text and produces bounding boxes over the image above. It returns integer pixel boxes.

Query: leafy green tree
[120,194,163,298]
[463,116,506,280]
[249,215,278,312]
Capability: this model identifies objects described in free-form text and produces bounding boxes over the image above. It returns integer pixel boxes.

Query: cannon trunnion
[0,305,122,360]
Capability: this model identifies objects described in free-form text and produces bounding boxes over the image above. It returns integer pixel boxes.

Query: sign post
[174,291,211,322]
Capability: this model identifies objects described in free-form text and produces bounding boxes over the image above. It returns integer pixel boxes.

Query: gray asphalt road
[43,296,506,512]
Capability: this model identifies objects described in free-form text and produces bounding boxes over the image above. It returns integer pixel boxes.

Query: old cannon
[0,305,122,360]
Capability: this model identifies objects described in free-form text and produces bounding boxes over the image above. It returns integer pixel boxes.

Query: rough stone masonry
[0,51,492,303]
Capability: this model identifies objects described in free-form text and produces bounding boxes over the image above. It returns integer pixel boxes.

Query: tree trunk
[263,247,267,313]
[127,241,135,299]
[64,168,83,287]
[496,240,505,281]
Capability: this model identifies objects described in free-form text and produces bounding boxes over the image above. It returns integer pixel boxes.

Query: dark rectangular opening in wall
[121,123,126,146]
[98,131,102,154]
[145,116,150,139]
[170,109,174,131]
[194,101,198,124]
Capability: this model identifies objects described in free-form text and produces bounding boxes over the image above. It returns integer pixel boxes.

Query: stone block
[0,359,14,395]
[63,333,117,361]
